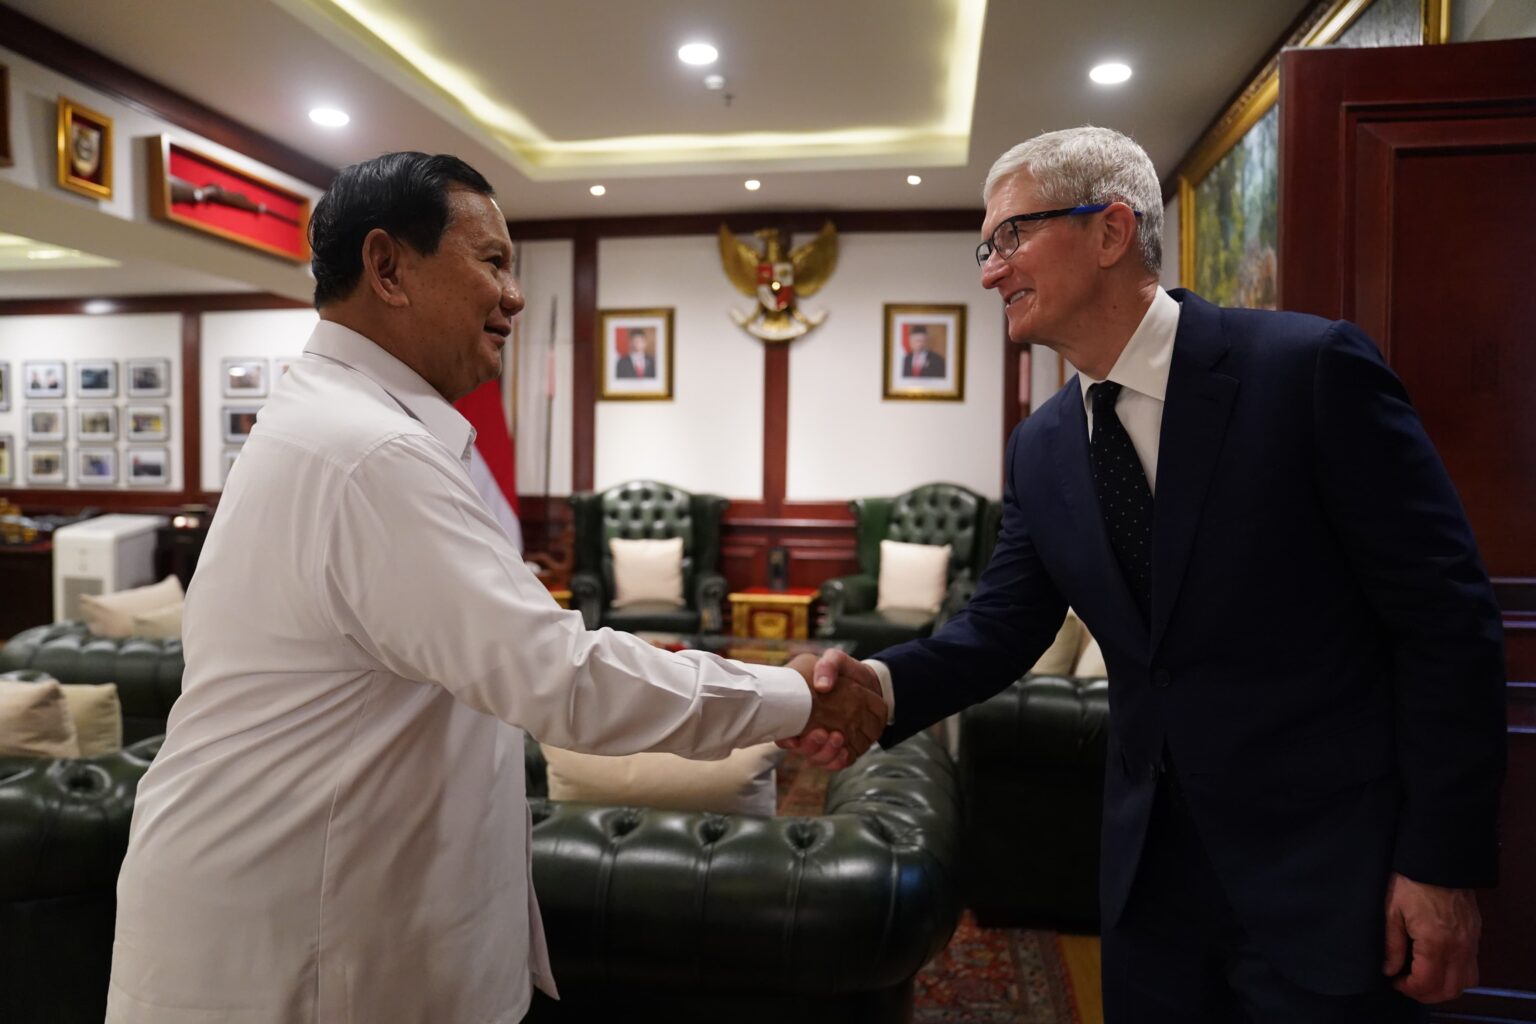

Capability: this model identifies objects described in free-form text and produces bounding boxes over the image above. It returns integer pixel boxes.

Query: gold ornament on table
[718,221,838,342]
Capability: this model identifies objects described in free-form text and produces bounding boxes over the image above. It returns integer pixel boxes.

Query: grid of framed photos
[218,357,271,488]
[0,357,176,489]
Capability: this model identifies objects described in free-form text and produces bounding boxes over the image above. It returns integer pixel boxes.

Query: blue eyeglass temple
[977,203,1144,264]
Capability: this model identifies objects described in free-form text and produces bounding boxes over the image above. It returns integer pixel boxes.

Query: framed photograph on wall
[882,304,966,401]
[26,407,66,443]
[77,359,117,398]
[57,96,113,201]
[127,358,171,398]
[0,362,9,411]
[126,405,169,442]
[77,405,118,442]
[146,135,310,263]
[0,434,12,484]
[126,448,169,487]
[223,358,268,398]
[28,448,66,485]
[23,361,66,399]
[598,308,674,401]
[78,448,117,486]
[223,448,241,484]
[223,406,260,443]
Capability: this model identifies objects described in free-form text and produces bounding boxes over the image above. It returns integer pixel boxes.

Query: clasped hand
[781,650,887,771]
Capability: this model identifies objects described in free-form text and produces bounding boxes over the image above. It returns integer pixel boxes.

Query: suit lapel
[1151,291,1240,652]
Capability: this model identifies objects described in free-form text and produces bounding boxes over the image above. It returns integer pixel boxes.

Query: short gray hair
[983,126,1162,274]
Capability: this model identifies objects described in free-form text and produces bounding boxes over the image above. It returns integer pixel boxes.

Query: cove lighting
[309,107,351,127]
[678,42,718,66]
[589,184,607,196]
[743,179,761,191]
[1089,62,1132,85]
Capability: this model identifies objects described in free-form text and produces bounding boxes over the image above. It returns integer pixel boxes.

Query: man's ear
[1097,202,1140,269]
[360,228,411,307]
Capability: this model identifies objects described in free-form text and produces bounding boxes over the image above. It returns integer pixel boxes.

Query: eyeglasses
[975,203,1141,267]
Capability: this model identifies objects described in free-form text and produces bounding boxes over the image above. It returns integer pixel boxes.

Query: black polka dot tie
[1089,381,1153,621]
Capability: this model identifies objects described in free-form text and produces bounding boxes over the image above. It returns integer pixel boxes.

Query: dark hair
[309,152,495,308]
[910,325,930,336]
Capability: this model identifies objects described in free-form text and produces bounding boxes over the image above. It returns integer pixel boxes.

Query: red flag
[454,380,522,548]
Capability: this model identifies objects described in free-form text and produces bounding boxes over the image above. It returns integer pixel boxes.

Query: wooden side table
[547,588,572,610]
[728,587,819,640]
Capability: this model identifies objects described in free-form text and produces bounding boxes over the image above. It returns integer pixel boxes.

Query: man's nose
[502,276,525,316]
[980,253,1006,290]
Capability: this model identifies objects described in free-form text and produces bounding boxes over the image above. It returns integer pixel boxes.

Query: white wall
[1454,0,1536,40]
[595,236,765,499]
[199,309,318,489]
[787,231,1003,500]
[510,239,574,498]
[0,313,182,489]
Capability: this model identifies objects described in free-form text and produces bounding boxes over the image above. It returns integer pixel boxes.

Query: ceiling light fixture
[1089,62,1132,85]
[309,106,351,127]
[589,184,607,196]
[25,248,69,260]
[906,174,922,186]
[743,179,761,191]
[703,74,726,91]
[678,42,719,66]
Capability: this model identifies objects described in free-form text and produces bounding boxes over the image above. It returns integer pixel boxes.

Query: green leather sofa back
[852,482,986,580]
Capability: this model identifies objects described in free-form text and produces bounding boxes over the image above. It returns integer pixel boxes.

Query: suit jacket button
[1153,669,1171,689]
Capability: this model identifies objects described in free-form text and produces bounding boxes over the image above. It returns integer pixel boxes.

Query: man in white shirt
[106,152,884,1024]
[793,127,1503,1023]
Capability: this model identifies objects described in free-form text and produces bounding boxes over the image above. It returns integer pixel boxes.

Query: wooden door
[1279,37,1536,1023]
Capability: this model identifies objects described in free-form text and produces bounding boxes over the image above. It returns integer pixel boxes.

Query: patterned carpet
[776,753,1100,1024]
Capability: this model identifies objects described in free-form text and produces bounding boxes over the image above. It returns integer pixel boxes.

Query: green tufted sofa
[818,483,992,658]
[569,479,730,633]
[0,622,183,744]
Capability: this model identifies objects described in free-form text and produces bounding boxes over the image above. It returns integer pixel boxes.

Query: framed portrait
[127,358,171,398]
[883,304,966,401]
[598,308,674,401]
[77,405,118,442]
[126,448,170,487]
[78,447,117,487]
[0,362,9,411]
[77,359,118,398]
[223,358,268,398]
[0,434,11,484]
[23,360,66,399]
[57,96,113,201]
[223,447,242,484]
[146,135,310,263]
[1174,0,1448,307]
[28,448,66,486]
[126,405,169,442]
[26,407,66,443]
[223,405,260,443]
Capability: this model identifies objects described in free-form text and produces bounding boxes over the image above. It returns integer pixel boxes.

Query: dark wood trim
[508,208,982,241]
[180,311,201,493]
[570,234,597,491]
[0,490,211,512]
[0,3,336,190]
[762,337,789,515]
[1494,578,1536,616]
[0,293,308,316]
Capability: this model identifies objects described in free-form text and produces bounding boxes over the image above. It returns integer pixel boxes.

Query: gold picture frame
[883,303,966,401]
[1175,0,1450,306]
[598,308,675,401]
[56,96,113,200]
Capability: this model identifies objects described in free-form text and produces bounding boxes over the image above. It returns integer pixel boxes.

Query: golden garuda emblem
[718,221,838,342]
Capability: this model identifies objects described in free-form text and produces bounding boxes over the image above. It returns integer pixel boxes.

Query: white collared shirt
[107,320,811,1024]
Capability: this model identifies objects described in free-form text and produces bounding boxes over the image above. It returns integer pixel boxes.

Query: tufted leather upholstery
[0,622,183,743]
[0,735,161,1024]
[569,480,730,633]
[818,483,993,657]
[958,673,1109,931]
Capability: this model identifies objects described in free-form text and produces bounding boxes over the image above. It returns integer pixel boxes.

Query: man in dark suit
[901,324,946,378]
[791,127,1504,1022]
[615,328,655,379]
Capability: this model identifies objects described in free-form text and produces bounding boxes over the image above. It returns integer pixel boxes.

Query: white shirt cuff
[865,659,896,725]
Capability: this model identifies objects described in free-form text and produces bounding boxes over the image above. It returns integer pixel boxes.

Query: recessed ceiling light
[678,42,718,66]
[743,179,761,191]
[703,74,726,91]
[906,174,923,186]
[309,107,350,127]
[589,184,607,196]
[1089,62,1132,85]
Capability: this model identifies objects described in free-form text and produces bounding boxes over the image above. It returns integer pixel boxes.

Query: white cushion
[130,602,183,640]
[1031,609,1086,675]
[875,539,951,614]
[59,682,124,757]
[542,742,782,816]
[609,536,685,608]
[1074,635,1108,677]
[0,679,81,758]
[79,576,185,639]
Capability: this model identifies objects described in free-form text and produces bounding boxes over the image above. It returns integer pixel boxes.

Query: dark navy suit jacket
[877,289,1505,994]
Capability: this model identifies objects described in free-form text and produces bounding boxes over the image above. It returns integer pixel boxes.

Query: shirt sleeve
[318,434,811,758]
[865,659,896,725]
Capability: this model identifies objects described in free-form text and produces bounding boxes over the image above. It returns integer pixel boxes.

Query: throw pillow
[1074,635,1108,677]
[0,679,81,758]
[875,540,951,614]
[80,575,185,639]
[131,602,183,640]
[609,536,685,608]
[543,742,782,816]
[1030,609,1085,675]
[60,682,124,757]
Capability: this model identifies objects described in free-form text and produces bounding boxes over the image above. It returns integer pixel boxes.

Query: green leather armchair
[568,480,729,634]
[817,483,991,658]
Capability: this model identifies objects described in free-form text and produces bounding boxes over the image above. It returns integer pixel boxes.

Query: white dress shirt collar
[1077,286,1180,406]
[305,319,477,463]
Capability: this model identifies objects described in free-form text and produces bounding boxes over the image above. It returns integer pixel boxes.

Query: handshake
[780,650,887,771]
